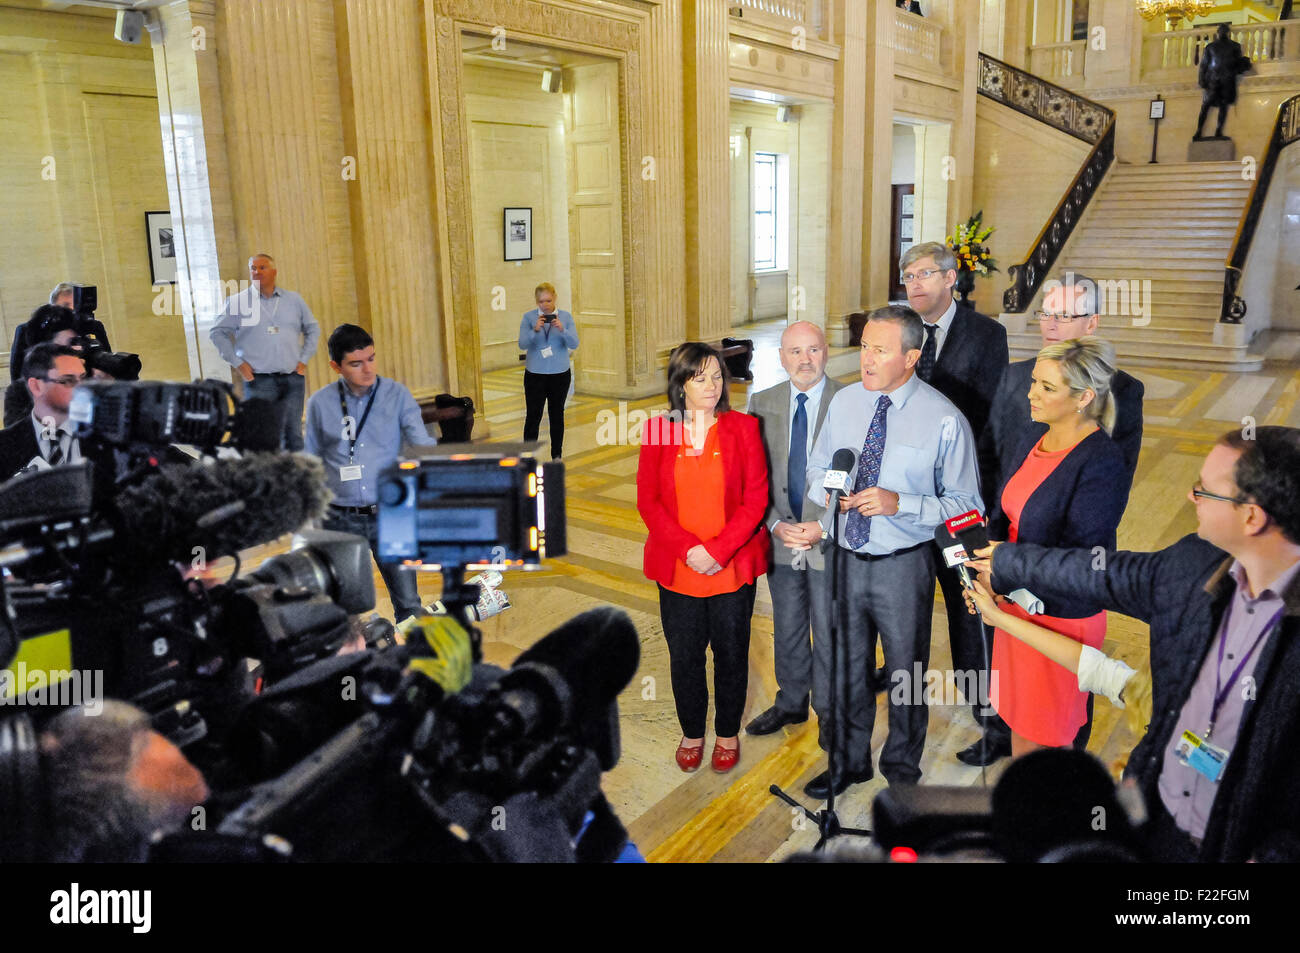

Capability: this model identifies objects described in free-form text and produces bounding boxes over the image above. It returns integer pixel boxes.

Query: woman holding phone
[518,282,579,460]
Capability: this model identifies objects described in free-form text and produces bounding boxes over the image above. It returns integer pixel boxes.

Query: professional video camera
[154,448,629,862]
[182,602,639,862]
[0,380,355,753]
[67,284,109,354]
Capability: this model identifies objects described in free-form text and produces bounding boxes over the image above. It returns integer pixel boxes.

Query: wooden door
[565,62,624,393]
[889,183,915,302]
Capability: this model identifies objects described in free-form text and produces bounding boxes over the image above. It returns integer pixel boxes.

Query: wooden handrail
[1220,93,1300,324]
[975,53,1116,314]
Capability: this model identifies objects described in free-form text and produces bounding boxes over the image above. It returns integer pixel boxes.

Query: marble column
[682,0,731,343]
[859,0,897,313]
[825,0,868,345]
[644,0,688,370]
[146,0,236,380]
[950,0,982,235]
[335,0,447,400]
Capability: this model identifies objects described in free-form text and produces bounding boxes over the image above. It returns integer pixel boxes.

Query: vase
[955,267,976,306]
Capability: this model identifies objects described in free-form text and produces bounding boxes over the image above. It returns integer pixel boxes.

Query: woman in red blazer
[637,342,769,773]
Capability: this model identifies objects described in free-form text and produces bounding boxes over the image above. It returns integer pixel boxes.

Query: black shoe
[745,705,808,736]
[803,765,874,799]
[956,736,1011,767]
[870,666,889,694]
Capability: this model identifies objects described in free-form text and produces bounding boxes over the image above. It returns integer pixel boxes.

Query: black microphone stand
[768,502,871,849]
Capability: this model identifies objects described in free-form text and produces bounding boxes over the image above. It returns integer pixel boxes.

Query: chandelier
[1136,0,1217,30]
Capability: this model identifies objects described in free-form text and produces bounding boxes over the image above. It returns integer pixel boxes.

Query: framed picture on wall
[504,207,533,262]
[145,210,177,284]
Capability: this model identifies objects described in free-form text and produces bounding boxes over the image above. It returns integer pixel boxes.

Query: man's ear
[1244,502,1272,538]
[26,376,42,401]
[903,348,921,370]
[329,360,342,375]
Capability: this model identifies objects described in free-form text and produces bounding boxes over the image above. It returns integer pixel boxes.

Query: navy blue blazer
[995,427,1127,618]
[982,357,1144,534]
[993,534,1300,862]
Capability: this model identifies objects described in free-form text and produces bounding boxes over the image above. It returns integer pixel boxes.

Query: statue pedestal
[1188,137,1236,162]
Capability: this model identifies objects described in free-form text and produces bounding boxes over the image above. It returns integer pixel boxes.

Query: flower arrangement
[946,211,998,276]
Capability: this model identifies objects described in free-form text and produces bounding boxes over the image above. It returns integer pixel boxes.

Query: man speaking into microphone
[802,306,981,797]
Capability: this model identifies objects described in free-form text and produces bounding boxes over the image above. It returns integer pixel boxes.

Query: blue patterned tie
[787,393,808,521]
[844,394,891,549]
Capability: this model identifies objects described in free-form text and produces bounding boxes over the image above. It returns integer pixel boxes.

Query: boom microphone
[113,453,331,570]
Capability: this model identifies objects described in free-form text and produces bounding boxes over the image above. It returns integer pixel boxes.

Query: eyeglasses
[44,374,86,387]
[1191,481,1249,506]
[1035,311,1089,325]
[900,268,943,284]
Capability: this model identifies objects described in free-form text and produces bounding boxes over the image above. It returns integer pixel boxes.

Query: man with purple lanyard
[981,426,1300,861]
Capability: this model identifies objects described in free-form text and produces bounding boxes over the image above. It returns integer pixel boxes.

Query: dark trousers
[323,507,422,622]
[1143,798,1201,863]
[767,560,822,716]
[523,369,571,459]
[246,372,306,451]
[812,543,935,782]
[657,583,756,738]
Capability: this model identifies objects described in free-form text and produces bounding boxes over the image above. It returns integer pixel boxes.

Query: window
[753,152,789,271]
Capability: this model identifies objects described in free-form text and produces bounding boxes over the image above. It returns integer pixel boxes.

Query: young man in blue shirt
[304,324,437,621]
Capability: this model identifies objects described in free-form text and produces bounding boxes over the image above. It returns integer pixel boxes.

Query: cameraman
[8,287,111,382]
[40,700,209,862]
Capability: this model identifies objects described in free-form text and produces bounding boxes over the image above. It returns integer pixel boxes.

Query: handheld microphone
[822,447,856,513]
[935,510,991,589]
[945,509,990,559]
[820,448,856,550]
[934,523,975,589]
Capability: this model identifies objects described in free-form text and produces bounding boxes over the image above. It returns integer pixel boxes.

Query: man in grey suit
[745,321,845,735]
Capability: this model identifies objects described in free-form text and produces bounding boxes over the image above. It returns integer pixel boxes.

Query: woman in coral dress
[987,338,1128,755]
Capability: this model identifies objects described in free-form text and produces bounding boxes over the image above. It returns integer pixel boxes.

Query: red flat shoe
[676,740,704,772]
[711,741,740,773]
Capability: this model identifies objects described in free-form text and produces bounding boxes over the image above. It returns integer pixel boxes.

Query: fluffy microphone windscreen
[114,453,330,568]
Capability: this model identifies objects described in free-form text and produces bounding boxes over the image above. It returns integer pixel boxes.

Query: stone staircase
[1004,161,1263,371]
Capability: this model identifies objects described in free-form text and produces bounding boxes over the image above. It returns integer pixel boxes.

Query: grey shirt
[209,286,321,374]
[303,377,437,507]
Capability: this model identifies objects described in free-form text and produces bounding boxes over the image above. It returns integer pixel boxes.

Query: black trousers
[523,369,571,459]
[657,583,756,738]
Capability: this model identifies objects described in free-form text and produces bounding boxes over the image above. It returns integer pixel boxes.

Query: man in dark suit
[746,321,845,735]
[899,241,1008,762]
[983,272,1145,537]
[0,344,86,483]
[973,271,1146,764]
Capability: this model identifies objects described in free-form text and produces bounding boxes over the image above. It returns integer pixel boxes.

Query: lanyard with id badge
[338,378,380,482]
[1175,604,1285,784]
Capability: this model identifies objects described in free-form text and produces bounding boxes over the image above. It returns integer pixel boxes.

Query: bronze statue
[1195,24,1252,140]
